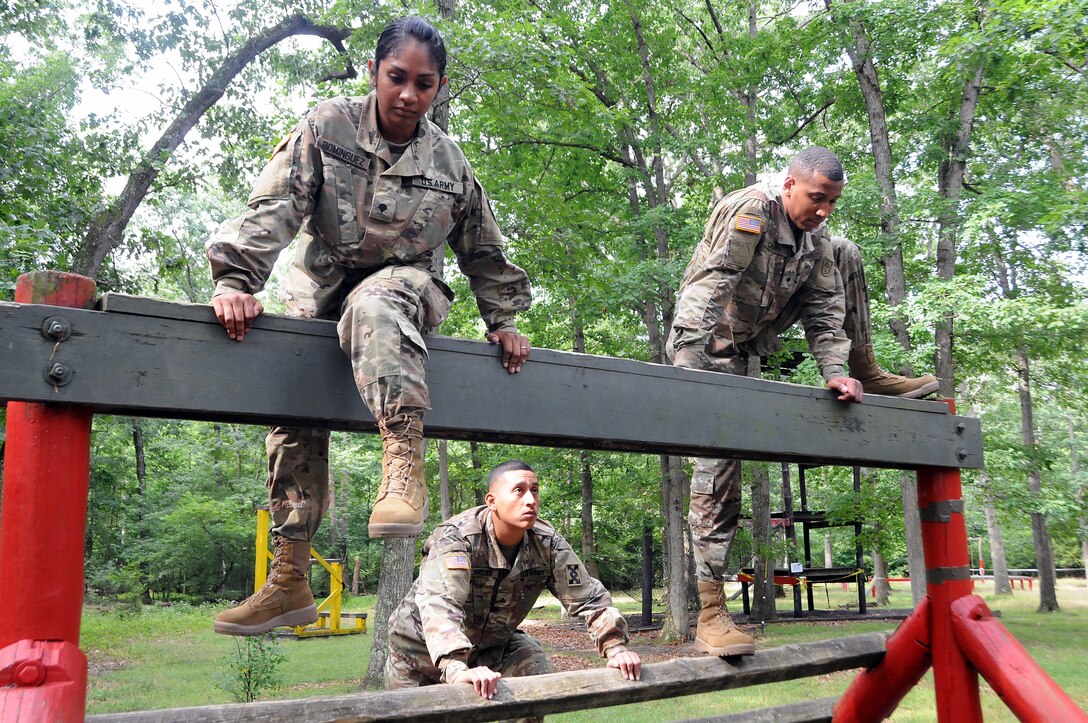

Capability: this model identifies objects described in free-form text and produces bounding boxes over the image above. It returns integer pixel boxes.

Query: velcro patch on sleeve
[444,552,470,570]
[270,133,292,159]
[735,214,763,234]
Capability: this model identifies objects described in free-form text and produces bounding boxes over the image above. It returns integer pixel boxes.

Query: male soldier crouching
[386,460,641,702]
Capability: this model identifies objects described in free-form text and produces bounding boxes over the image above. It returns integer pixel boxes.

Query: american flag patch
[444,553,470,570]
[735,214,763,234]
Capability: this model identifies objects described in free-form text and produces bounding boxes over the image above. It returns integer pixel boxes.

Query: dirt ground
[519,618,704,673]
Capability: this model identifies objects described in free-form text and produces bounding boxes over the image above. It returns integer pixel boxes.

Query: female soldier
[207,17,532,635]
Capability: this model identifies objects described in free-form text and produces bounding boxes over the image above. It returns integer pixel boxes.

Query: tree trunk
[982,489,1012,595]
[72,15,355,278]
[741,0,758,187]
[132,420,150,598]
[1014,349,1059,611]
[934,64,984,397]
[362,538,416,689]
[824,532,833,568]
[660,455,690,642]
[470,441,484,506]
[1070,416,1087,589]
[833,0,913,353]
[438,440,451,521]
[351,556,361,596]
[580,451,600,580]
[871,548,890,605]
[749,459,775,622]
[749,351,775,622]
[900,474,927,604]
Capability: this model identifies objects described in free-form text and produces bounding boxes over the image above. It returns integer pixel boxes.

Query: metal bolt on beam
[41,316,72,342]
[45,362,73,387]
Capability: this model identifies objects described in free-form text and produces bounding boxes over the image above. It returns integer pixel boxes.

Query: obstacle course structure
[1,271,1084,722]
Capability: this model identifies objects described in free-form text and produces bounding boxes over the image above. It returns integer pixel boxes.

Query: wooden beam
[85,633,887,723]
[0,295,983,469]
[691,696,838,722]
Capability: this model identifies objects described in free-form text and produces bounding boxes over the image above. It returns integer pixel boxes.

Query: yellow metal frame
[254,508,366,637]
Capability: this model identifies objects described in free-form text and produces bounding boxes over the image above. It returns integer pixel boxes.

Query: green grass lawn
[82,581,1088,719]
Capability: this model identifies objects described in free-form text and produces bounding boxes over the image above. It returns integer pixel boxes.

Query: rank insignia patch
[567,564,583,586]
[735,214,763,234]
[444,553,470,570]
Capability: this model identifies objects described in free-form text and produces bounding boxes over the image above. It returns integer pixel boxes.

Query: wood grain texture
[0,295,983,469]
[85,633,888,722]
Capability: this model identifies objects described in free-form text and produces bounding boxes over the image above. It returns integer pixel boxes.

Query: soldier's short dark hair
[788,146,845,183]
[488,460,535,490]
[375,16,448,78]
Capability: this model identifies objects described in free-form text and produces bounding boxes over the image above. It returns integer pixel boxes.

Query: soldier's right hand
[212,292,264,342]
[450,665,502,699]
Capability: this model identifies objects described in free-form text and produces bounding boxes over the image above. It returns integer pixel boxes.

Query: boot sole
[213,604,318,636]
[694,638,756,657]
[896,379,941,399]
[367,520,425,538]
[368,499,428,538]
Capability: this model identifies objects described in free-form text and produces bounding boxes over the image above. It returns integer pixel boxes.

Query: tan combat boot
[368,412,428,538]
[214,537,317,635]
[848,344,940,399]
[695,580,756,656]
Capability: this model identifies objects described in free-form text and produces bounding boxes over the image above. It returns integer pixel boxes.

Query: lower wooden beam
[85,632,887,723]
[690,696,839,722]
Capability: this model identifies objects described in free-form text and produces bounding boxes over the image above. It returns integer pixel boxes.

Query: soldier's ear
[783,175,796,196]
[368,58,377,86]
[484,491,496,510]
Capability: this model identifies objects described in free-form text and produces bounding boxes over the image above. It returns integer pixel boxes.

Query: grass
[82,596,377,714]
[81,581,1088,719]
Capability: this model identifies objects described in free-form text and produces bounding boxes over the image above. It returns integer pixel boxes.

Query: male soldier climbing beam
[385,460,641,702]
[667,146,939,657]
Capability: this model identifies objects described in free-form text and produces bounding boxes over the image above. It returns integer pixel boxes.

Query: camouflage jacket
[206,93,531,333]
[668,180,850,380]
[388,506,629,681]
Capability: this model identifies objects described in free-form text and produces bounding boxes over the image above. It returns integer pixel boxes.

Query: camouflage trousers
[676,237,872,581]
[385,630,555,688]
[267,263,451,542]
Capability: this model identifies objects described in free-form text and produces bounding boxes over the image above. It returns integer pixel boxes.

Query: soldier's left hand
[826,376,863,403]
[606,647,642,681]
[487,331,530,374]
[450,665,502,699]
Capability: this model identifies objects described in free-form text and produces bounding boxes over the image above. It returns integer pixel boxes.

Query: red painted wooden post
[0,271,96,723]
[832,596,932,721]
[917,398,982,723]
[951,596,1088,722]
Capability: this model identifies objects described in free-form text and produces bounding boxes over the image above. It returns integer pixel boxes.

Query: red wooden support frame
[1,285,1084,721]
[0,272,96,723]
[835,400,1087,722]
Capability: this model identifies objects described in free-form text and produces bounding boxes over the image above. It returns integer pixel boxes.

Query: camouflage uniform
[206,93,531,543]
[385,506,629,688]
[666,180,853,582]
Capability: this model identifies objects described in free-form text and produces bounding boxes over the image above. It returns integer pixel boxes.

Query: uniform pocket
[319,164,360,248]
[420,277,454,331]
[394,190,456,262]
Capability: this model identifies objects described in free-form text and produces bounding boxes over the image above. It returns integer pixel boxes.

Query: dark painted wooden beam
[0,295,982,469]
[85,632,887,723]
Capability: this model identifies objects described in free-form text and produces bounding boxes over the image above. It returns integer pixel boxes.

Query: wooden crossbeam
[84,632,887,723]
[691,696,838,722]
[0,294,982,469]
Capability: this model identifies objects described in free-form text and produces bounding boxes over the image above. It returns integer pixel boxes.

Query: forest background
[1,0,1087,663]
